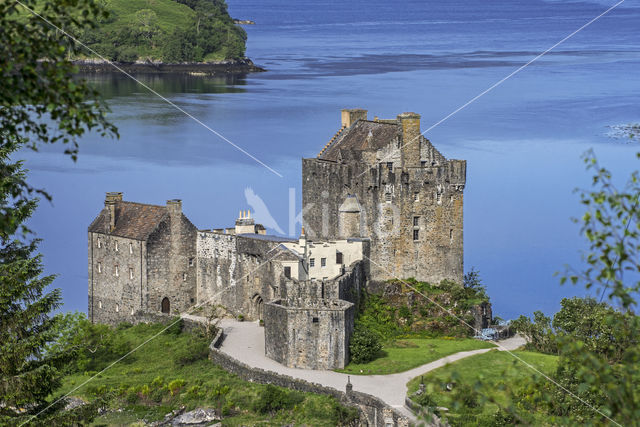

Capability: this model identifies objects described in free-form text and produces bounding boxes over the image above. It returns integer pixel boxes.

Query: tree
[349,326,382,364]
[0,0,117,236]
[0,0,116,423]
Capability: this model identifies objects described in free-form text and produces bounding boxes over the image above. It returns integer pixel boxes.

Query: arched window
[161,297,170,314]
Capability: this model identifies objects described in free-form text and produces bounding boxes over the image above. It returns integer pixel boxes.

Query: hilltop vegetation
[79,0,247,62]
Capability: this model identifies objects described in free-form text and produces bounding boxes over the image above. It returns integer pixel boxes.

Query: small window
[421,161,427,167]
[284,266,291,279]
[413,229,419,241]
[129,242,133,254]
[413,216,419,227]
[385,193,392,203]
[190,298,195,304]
[386,162,393,171]
[115,265,119,276]
[98,301,102,309]
[183,272,187,281]
[129,268,134,280]
[312,317,319,323]
[436,193,442,204]
[97,238,102,248]
[115,303,119,313]
[115,240,119,252]
[336,252,343,264]
[321,258,326,267]
[309,258,315,267]
[188,257,194,267]
[450,228,454,241]
[413,192,419,201]
[97,262,102,273]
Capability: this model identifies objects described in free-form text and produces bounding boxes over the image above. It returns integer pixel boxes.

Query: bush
[173,337,209,367]
[252,384,303,414]
[349,327,382,364]
[168,379,186,396]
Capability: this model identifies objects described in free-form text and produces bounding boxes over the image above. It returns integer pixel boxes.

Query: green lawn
[406,350,558,425]
[56,322,357,426]
[336,338,496,375]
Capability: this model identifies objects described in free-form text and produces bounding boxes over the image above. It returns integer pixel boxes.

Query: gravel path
[211,318,526,418]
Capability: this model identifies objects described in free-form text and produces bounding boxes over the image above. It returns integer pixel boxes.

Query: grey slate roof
[318,120,398,161]
[88,202,168,240]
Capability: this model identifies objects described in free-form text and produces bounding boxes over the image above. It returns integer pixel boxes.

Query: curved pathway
[205,317,525,419]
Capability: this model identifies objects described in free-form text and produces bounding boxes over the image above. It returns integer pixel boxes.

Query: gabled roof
[88,202,169,240]
[318,120,398,161]
[272,244,302,261]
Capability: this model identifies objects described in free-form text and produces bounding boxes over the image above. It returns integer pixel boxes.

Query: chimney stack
[397,112,421,168]
[104,192,122,232]
[166,199,182,217]
[341,109,368,128]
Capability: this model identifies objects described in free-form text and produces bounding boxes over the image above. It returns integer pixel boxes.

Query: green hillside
[79,0,246,62]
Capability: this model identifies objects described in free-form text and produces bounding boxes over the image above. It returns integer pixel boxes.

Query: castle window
[183,272,187,281]
[312,317,319,323]
[310,258,315,267]
[385,193,392,203]
[114,265,119,276]
[115,303,119,313]
[115,240,119,252]
[129,242,133,254]
[321,258,326,267]
[97,238,102,248]
[97,262,102,273]
[421,161,427,167]
[189,257,194,267]
[284,266,291,279]
[436,193,442,204]
[129,268,134,280]
[336,252,343,264]
[386,162,393,171]
[413,216,419,227]
[414,192,419,201]
[450,228,454,241]
[413,229,419,241]
[98,301,102,309]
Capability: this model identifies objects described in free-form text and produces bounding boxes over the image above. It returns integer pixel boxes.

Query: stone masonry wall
[209,341,410,427]
[302,145,465,285]
[88,232,147,325]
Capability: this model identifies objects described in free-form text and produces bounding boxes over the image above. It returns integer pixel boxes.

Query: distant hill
[79,0,247,63]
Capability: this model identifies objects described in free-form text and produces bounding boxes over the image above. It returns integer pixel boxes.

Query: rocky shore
[74,58,265,75]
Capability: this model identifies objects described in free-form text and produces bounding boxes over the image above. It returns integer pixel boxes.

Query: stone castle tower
[302,109,466,284]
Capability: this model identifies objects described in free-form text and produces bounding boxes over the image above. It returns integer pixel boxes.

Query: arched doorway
[161,297,170,314]
[252,294,264,321]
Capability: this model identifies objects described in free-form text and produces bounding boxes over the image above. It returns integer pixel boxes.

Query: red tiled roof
[88,202,169,240]
[318,120,398,161]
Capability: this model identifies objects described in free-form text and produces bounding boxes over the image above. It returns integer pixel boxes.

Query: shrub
[164,317,183,336]
[252,384,303,414]
[173,337,209,367]
[168,379,186,396]
[349,327,382,364]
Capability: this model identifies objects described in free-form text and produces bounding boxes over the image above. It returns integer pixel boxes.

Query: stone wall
[208,343,410,427]
[302,125,466,285]
[88,233,147,325]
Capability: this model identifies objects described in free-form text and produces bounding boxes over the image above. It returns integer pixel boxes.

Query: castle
[88,109,467,370]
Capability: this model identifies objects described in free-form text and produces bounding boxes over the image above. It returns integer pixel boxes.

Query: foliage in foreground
[56,322,359,426]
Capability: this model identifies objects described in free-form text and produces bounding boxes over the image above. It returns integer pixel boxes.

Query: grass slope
[406,350,558,425]
[104,0,195,33]
[57,323,357,426]
[337,338,495,375]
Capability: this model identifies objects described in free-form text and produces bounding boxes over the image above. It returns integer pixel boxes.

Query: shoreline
[73,58,265,75]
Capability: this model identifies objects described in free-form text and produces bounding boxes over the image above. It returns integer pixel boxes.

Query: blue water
[22,0,640,319]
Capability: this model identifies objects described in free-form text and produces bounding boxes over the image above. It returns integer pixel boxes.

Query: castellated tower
[302,109,466,284]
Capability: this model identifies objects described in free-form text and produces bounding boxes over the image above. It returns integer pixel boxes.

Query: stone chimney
[166,199,182,217]
[341,109,367,128]
[104,192,122,232]
[397,112,421,168]
[235,210,257,234]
